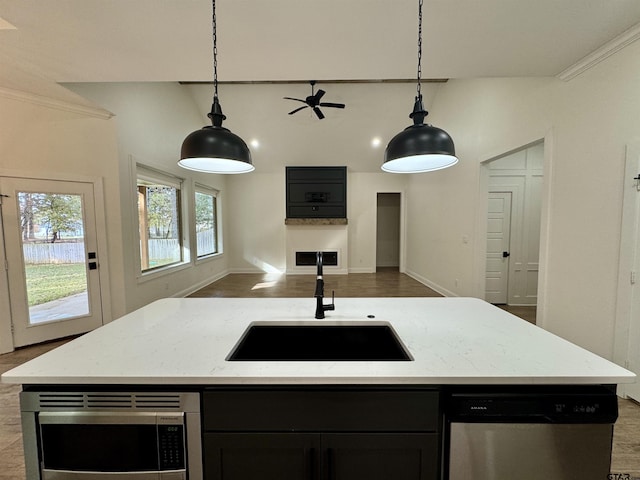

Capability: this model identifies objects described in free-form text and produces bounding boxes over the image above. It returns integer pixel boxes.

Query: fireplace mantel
[285,218,348,226]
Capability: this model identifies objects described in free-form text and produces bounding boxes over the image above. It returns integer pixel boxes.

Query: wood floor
[189,267,444,299]
[0,270,638,478]
[190,269,537,324]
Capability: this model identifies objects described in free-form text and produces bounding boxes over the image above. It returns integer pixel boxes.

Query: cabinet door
[322,434,439,480]
[204,433,320,480]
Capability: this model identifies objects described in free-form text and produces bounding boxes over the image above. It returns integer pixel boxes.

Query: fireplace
[296,251,338,266]
[285,224,348,274]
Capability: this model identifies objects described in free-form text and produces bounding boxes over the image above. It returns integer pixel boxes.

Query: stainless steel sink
[227,322,412,361]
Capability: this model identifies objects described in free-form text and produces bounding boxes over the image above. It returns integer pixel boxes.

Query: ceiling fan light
[383,123,458,173]
[179,125,254,174]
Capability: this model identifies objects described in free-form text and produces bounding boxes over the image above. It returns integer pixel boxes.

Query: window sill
[137,261,191,283]
[195,251,224,265]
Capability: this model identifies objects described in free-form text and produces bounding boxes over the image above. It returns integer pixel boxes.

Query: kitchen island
[2,297,636,480]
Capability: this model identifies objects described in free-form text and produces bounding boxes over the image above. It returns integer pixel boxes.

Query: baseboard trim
[174,269,231,298]
[348,267,376,274]
[404,269,456,298]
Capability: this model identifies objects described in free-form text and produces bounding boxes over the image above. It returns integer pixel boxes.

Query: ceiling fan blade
[313,107,325,120]
[319,102,346,109]
[284,97,307,103]
[288,105,309,115]
[314,89,326,102]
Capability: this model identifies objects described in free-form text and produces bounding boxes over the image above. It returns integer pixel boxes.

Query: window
[136,166,184,272]
[194,185,219,258]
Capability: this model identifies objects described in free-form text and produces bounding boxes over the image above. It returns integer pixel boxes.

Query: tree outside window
[19,193,83,243]
[195,187,218,258]
[137,169,183,272]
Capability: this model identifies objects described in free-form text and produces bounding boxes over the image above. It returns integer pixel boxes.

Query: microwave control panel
[159,424,185,470]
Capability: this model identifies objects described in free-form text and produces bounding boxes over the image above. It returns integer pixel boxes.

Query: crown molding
[558,23,640,81]
[0,86,114,119]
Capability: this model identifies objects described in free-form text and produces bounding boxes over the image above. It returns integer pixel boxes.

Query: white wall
[348,173,407,273]
[405,40,640,359]
[226,171,408,274]
[226,172,287,273]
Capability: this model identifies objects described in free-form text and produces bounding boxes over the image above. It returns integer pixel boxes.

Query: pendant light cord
[409,0,427,124]
[416,0,423,98]
[212,0,219,99]
[208,0,225,127]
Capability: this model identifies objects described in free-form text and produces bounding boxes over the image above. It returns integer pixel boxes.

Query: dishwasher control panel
[446,386,618,423]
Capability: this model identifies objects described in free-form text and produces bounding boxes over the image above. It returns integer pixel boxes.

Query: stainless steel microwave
[20,391,202,480]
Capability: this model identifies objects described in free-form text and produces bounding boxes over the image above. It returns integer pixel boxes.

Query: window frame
[135,164,189,278]
[193,183,221,260]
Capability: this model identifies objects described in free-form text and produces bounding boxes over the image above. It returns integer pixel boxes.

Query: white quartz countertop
[1,297,635,385]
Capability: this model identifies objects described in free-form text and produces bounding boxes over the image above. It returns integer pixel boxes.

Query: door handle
[502,251,510,258]
[306,448,316,480]
[327,448,335,480]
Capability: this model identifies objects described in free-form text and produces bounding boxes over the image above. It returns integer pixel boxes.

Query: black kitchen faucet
[314,251,335,319]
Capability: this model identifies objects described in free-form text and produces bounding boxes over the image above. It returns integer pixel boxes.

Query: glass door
[0,177,103,347]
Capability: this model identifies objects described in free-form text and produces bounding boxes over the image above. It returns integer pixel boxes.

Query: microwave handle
[38,411,183,425]
[42,470,186,480]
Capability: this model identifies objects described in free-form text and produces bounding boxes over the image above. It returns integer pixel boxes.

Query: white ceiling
[1,0,640,89]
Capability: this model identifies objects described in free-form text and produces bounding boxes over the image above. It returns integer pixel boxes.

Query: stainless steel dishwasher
[446,386,619,480]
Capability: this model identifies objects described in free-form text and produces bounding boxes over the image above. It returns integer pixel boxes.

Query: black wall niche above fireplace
[286,166,347,219]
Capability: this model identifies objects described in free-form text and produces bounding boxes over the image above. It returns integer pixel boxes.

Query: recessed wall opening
[296,251,338,266]
[376,193,401,271]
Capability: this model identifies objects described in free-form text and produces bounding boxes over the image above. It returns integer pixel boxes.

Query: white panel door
[485,192,512,304]
[0,177,104,348]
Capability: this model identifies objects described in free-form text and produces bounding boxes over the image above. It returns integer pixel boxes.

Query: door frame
[0,171,112,353]
[0,195,13,353]
[375,192,402,270]
[474,132,553,327]
[374,190,406,274]
[614,141,640,400]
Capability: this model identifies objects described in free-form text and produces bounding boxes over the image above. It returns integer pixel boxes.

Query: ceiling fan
[284,81,346,120]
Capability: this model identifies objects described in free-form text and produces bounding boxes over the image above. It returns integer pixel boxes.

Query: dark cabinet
[204,433,319,480]
[324,433,438,480]
[202,388,441,480]
[286,166,347,219]
[204,433,437,480]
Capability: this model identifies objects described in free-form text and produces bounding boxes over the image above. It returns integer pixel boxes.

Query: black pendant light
[383,0,457,174]
[179,0,254,174]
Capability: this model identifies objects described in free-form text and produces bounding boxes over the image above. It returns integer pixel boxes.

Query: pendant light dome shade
[383,123,457,173]
[178,0,254,175]
[179,125,254,174]
[383,0,458,174]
